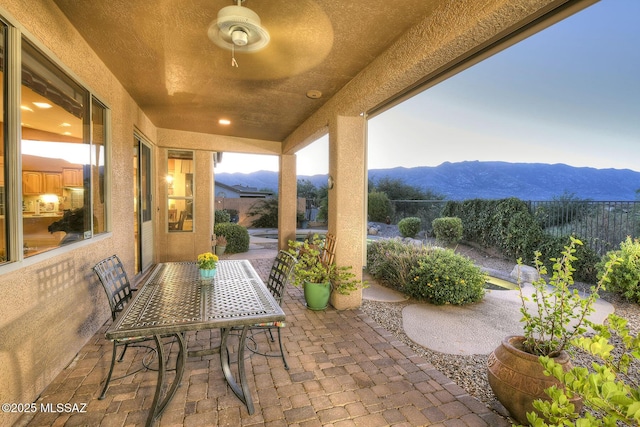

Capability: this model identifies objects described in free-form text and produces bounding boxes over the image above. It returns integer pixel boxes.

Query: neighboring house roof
[215,182,274,198]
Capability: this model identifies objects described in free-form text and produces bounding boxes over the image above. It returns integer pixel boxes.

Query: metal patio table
[105,260,285,427]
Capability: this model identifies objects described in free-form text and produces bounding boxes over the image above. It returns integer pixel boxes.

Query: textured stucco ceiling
[52,0,442,142]
[51,0,592,149]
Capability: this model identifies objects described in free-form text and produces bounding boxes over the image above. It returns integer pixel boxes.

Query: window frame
[166,149,194,233]
[0,17,111,269]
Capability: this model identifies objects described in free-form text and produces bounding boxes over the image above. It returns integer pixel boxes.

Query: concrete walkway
[363,277,615,356]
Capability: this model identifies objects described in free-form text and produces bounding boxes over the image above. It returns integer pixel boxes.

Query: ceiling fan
[208,0,270,55]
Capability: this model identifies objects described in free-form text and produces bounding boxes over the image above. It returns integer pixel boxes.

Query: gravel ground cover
[361,223,640,420]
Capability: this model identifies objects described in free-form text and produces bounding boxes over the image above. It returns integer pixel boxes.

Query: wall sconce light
[327,175,335,190]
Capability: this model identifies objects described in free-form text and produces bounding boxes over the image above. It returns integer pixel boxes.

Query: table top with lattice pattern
[106,260,285,340]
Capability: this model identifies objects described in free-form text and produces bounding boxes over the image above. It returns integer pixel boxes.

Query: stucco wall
[0,2,157,424]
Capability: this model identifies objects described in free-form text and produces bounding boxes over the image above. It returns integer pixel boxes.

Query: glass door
[134,135,154,274]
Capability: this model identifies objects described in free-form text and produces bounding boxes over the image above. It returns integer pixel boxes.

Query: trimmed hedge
[398,217,421,238]
[441,197,599,282]
[405,248,486,305]
[213,223,249,254]
[432,216,463,245]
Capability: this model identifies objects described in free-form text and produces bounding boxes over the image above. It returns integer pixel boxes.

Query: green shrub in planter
[398,217,421,238]
[366,238,432,292]
[406,249,486,305]
[213,223,249,254]
[432,217,463,245]
[597,236,640,302]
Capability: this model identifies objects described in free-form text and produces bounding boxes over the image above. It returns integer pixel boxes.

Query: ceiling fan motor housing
[209,4,270,52]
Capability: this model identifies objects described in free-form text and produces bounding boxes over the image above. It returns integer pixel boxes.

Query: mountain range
[216,161,640,201]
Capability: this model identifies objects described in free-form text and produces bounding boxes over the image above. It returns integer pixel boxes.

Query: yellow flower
[197,252,219,270]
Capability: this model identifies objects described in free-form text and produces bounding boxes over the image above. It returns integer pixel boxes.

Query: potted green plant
[288,234,364,310]
[487,237,615,425]
[214,235,227,256]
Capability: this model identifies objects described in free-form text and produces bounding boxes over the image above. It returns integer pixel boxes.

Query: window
[0,22,6,263]
[91,98,107,235]
[167,150,193,232]
[7,38,109,259]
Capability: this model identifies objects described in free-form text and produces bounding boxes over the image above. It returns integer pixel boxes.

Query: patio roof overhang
[52,0,597,155]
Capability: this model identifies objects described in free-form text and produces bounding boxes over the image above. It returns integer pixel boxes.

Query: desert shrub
[398,217,421,238]
[406,249,486,305]
[432,217,463,245]
[597,236,640,302]
[366,238,433,291]
[368,191,393,222]
[215,209,231,224]
[213,222,249,254]
[528,313,640,427]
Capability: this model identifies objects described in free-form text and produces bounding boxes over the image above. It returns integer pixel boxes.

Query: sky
[214,0,640,175]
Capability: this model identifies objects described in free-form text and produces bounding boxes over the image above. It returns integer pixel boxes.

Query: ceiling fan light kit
[208,0,270,53]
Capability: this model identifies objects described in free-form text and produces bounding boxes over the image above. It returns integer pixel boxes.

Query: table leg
[220,326,254,414]
[145,333,186,427]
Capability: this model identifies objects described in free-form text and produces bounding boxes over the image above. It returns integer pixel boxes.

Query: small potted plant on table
[197,251,219,281]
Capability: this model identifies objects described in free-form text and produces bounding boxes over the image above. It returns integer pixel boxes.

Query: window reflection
[21,40,89,256]
[167,150,194,232]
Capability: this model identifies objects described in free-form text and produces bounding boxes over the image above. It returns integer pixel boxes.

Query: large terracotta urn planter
[487,335,581,425]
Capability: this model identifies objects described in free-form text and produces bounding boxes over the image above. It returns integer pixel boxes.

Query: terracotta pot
[487,335,581,425]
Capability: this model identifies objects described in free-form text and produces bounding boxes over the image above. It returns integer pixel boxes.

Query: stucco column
[278,154,297,250]
[328,115,366,307]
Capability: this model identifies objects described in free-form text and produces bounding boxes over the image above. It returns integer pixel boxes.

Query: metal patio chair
[244,250,297,369]
[93,255,158,399]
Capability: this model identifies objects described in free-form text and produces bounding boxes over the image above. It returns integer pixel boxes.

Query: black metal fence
[527,200,640,255]
[389,199,640,256]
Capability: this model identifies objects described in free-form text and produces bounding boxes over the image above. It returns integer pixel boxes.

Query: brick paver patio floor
[17,256,509,427]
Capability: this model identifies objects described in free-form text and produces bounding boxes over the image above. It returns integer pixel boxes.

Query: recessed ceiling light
[60,122,72,127]
[306,90,322,99]
[219,119,231,125]
[33,102,52,109]
[63,131,72,135]
[21,105,33,112]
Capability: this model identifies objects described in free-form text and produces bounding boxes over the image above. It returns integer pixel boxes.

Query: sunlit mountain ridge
[215,161,640,201]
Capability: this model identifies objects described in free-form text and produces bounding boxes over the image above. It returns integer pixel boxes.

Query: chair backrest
[176,210,187,230]
[93,255,133,321]
[266,250,297,304]
[320,233,336,267]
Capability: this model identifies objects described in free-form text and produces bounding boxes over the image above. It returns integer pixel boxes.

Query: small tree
[368,191,393,222]
[247,198,278,228]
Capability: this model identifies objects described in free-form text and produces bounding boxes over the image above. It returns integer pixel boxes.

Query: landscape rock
[510,264,539,283]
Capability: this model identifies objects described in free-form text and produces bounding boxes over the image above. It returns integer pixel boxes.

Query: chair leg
[276,328,289,370]
[100,341,119,400]
[267,328,275,342]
